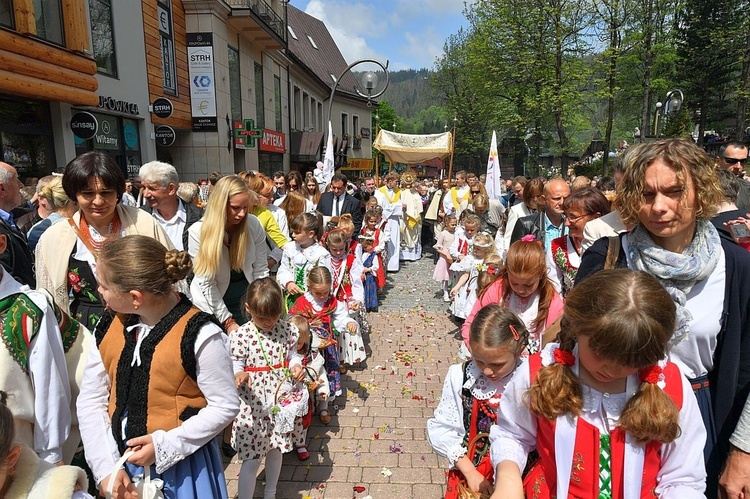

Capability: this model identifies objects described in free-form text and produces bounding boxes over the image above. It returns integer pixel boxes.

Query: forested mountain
[354,68,452,135]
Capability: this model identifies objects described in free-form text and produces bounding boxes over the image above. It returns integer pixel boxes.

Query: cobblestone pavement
[224,253,462,498]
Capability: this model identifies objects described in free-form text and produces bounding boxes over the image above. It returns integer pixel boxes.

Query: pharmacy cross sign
[234,119,264,148]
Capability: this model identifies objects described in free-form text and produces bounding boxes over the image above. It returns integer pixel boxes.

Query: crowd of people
[2,137,750,498]
[426,138,750,499]
[0,153,438,498]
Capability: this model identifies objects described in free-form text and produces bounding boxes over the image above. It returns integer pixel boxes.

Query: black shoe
[221,440,237,458]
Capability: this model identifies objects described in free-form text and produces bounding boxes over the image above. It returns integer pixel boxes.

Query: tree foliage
[422,0,750,176]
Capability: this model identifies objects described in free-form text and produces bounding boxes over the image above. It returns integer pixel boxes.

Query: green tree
[678,0,745,144]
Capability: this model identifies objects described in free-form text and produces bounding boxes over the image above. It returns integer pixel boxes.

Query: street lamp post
[655,102,663,138]
[374,111,380,184]
[656,89,684,139]
[326,59,390,140]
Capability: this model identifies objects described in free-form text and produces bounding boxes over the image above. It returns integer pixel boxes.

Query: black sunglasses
[723,156,748,165]
[471,190,481,195]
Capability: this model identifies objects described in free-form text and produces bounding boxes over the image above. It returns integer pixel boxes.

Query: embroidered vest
[289,295,338,333]
[96,297,215,452]
[526,354,684,499]
[460,362,499,466]
[331,254,356,302]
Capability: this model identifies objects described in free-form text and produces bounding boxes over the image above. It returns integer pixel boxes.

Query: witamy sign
[187,33,218,131]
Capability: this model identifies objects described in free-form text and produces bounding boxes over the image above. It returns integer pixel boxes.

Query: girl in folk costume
[357,233,380,312]
[77,236,239,499]
[231,278,305,499]
[288,315,329,461]
[449,211,481,264]
[374,173,403,272]
[327,215,371,339]
[400,171,424,261]
[546,187,610,297]
[434,213,457,302]
[462,238,564,357]
[450,233,495,320]
[489,270,707,499]
[289,267,360,410]
[361,208,387,289]
[277,212,330,310]
[428,306,529,499]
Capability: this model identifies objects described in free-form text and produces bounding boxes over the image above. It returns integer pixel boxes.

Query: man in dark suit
[317,173,363,235]
[510,178,569,252]
[0,162,34,286]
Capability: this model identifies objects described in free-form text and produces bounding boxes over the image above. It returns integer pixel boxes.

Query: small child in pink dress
[434,214,457,302]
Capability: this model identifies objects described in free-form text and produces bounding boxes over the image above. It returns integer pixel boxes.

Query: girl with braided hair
[489,269,706,499]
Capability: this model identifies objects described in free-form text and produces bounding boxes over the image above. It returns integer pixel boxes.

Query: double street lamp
[655,89,684,138]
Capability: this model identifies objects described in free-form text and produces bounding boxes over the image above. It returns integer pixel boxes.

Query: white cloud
[304,0,388,64]
[294,0,473,69]
[401,29,445,69]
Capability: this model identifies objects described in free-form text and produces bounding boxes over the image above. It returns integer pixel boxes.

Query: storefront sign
[187,33,217,131]
[259,129,286,154]
[98,96,139,116]
[152,97,173,119]
[234,119,263,148]
[344,158,374,171]
[70,111,98,140]
[94,116,119,150]
[155,125,176,146]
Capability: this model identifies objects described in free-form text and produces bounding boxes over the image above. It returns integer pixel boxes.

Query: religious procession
[3,0,750,497]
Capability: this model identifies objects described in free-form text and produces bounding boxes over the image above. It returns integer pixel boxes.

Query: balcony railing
[225,0,286,43]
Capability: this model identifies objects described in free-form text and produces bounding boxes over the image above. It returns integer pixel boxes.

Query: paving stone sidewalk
[224,255,462,498]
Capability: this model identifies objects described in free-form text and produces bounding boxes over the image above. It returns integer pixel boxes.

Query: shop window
[258,152,282,177]
[89,0,117,76]
[254,62,265,129]
[0,0,13,28]
[33,0,64,45]
[228,45,242,120]
[0,98,56,178]
[274,75,282,131]
[74,112,142,179]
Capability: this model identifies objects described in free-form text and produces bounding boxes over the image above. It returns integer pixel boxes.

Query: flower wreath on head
[477,263,500,275]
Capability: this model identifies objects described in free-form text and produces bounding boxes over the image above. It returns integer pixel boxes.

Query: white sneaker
[443,292,451,302]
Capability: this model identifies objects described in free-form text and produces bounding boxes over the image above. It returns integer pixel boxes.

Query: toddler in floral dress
[231,278,304,499]
[288,315,329,461]
[289,267,360,417]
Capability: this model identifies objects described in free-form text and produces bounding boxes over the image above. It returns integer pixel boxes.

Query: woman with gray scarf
[576,138,750,499]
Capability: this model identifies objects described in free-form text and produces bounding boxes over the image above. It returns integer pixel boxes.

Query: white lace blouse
[426,361,514,468]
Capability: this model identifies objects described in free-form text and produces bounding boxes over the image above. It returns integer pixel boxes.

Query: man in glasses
[716,141,750,212]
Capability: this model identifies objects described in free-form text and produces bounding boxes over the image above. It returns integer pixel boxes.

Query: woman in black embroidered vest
[76,235,239,499]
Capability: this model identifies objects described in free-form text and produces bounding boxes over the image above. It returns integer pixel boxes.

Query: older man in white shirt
[139,161,203,252]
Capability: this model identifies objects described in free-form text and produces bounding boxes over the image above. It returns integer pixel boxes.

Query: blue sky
[289,0,475,71]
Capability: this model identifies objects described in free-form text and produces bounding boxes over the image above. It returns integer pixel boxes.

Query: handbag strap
[105,450,152,498]
[604,235,621,270]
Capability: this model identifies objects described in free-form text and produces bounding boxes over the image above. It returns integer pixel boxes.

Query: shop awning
[291,131,324,159]
[373,130,453,164]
